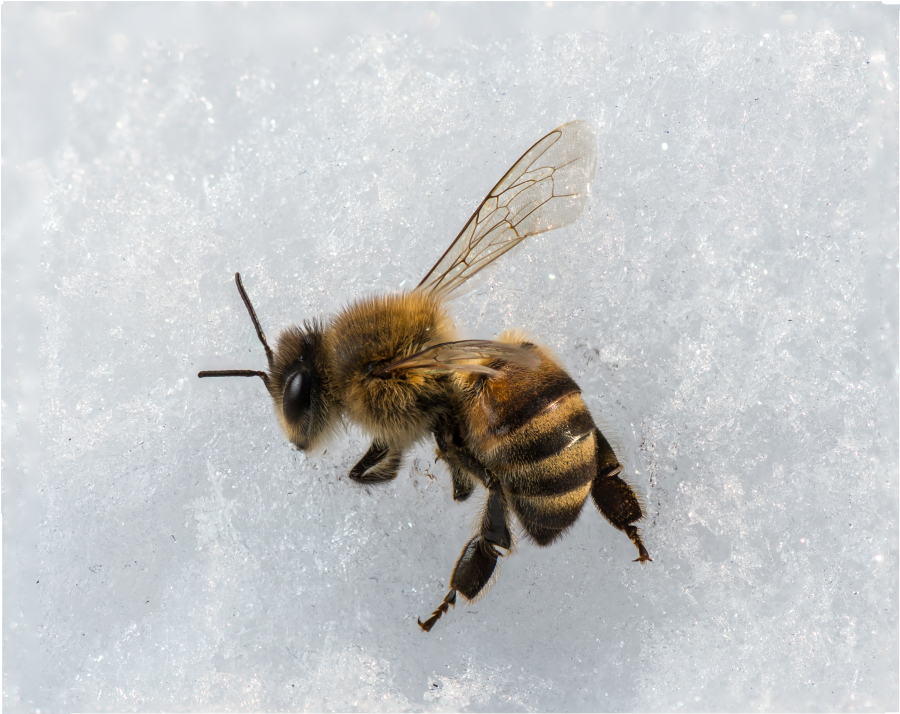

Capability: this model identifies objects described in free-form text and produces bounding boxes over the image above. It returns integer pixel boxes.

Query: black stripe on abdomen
[486,392,596,467]
[509,479,593,546]
[499,429,596,498]
[477,364,581,437]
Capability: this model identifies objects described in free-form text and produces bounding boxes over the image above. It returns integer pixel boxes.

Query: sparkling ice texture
[4,4,897,711]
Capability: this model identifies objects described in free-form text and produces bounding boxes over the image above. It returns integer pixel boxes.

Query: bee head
[198,273,337,452]
[269,322,337,451]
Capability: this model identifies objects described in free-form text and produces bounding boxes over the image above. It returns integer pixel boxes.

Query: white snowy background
[4,3,897,711]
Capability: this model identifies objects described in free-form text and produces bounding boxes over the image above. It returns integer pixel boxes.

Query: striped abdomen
[462,343,599,545]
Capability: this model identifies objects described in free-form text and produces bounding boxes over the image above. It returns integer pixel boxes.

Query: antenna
[198,272,272,390]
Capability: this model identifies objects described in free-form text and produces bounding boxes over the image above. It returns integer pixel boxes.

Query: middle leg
[434,418,491,501]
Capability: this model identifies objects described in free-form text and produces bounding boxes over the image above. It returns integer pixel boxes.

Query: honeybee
[199,121,651,632]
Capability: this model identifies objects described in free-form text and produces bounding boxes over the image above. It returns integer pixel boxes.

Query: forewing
[417,121,599,298]
[374,340,540,378]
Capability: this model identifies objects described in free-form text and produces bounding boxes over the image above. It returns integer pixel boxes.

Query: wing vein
[416,121,598,299]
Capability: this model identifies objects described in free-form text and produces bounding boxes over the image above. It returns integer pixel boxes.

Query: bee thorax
[326,291,456,446]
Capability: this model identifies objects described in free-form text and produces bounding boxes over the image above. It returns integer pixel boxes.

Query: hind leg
[591,429,651,562]
[418,488,511,632]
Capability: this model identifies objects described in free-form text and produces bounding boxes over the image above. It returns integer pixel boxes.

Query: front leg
[349,440,403,485]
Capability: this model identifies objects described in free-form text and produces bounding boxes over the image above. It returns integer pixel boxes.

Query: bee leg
[443,459,476,502]
[348,440,402,485]
[435,432,474,501]
[418,489,511,633]
[417,590,456,632]
[450,489,511,599]
[590,430,651,562]
[479,487,513,553]
[434,425,487,501]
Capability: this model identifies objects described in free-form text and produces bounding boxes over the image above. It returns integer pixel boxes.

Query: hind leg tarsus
[418,536,497,633]
[624,525,652,563]
[454,489,511,598]
[418,590,457,632]
[591,460,652,563]
[418,490,511,632]
[451,535,501,599]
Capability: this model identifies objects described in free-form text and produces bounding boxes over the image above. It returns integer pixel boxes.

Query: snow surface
[4,3,898,711]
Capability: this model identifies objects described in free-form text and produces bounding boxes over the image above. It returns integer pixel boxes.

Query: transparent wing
[373,340,540,378]
[417,121,599,299]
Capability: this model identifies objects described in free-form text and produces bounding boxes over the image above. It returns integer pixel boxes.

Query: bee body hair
[198,122,653,635]
[455,337,600,545]
[325,290,457,450]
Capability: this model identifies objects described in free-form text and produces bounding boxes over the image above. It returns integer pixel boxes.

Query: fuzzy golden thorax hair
[324,290,457,449]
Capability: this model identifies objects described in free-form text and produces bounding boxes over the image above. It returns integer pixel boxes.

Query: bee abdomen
[464,346,602,546]
[476,361,581,436]
[499,418,596,495]
[487,392,596,472]
[509,478,593,546]
[500,398,598,546]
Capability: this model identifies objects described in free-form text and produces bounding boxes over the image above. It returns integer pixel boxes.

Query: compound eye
[282,368,312,424]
